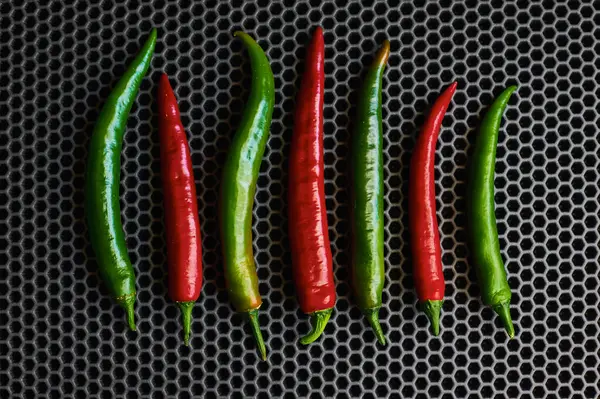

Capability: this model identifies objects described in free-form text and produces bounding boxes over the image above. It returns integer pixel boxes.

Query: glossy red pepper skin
[409,82,457,336]
[158,73,203,346]
[288,27,336,345]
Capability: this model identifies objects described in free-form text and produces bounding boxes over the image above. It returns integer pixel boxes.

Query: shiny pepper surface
[351,40,390,345]
[288,27,336,345]
[220,32,274,360]
[158,73,203,346]
[85,29,157,331]
[468,86,518,338]
[409,82,457,336]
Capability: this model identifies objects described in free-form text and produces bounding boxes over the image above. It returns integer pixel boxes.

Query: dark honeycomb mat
[1,1,599,398]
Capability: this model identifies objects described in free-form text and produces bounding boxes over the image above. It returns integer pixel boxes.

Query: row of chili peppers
[86,28,517,360]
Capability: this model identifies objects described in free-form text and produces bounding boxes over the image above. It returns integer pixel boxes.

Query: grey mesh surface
[1,1,599,398]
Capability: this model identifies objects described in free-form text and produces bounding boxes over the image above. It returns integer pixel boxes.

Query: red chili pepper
[158,73,203,345]
[288,27,336,344]
[409,82,457,336]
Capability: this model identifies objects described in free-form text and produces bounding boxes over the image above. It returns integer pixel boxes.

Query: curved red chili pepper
[158,73,203,345]
[288,27,336,344]
[409,81,457,336]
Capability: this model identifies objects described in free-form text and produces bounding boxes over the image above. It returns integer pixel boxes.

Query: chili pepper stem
[421,300,443,336]
[363,308,386,345]
[247,309,267,361]
[492,302,515,338]
[116,294,136,331]
[300,308,333,345]
[177,301,194,346]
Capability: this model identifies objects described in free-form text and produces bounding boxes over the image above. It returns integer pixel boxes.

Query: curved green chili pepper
[351,40,390,345]
[468,85,518,338]
[85,29,157,331]
[220,31,274,360]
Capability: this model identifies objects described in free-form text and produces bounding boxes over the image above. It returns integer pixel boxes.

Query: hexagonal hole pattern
[1,1,599,398]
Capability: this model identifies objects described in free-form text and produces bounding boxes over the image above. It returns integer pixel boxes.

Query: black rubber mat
[1,1,599,398]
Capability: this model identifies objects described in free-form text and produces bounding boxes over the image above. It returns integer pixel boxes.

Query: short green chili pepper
[220,32,274,360]
[468,85,518,338]
[85,29,157,331]
[351,40,390,345]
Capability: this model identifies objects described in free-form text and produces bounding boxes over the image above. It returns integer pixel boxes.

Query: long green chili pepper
[220,32,274,360]
[85,28,157,330]
[351,40,390,345]
[468,85,518,338]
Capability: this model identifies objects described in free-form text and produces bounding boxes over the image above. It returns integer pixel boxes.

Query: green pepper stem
[493,302,515,338]
[116,294,136,331]
[300,308,333,345]
[363,308,386,345]
[248,309,267,361]
[177,301,195,346]
[421,300,443,336]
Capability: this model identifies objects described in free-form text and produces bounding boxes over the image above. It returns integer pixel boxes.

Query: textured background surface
[1,0,599,398]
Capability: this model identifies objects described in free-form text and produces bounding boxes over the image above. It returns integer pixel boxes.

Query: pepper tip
[116,294,136,331]
[379,40,391,63]
[233,31,257,48]
[493,302,515,339]
[363,308,386,345]
[145,28,157,48]
[500,85,518,102]
[449,81,458,92]
[127,310,136,332]
[299,308,333,345]
[421,300,443,336]
[159,72,171,90]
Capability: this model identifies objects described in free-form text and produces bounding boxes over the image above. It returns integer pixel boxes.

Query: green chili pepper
[220,32,274,360]
[351,40,390,345]
[85,29,157,331]
[468,85,518,338]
